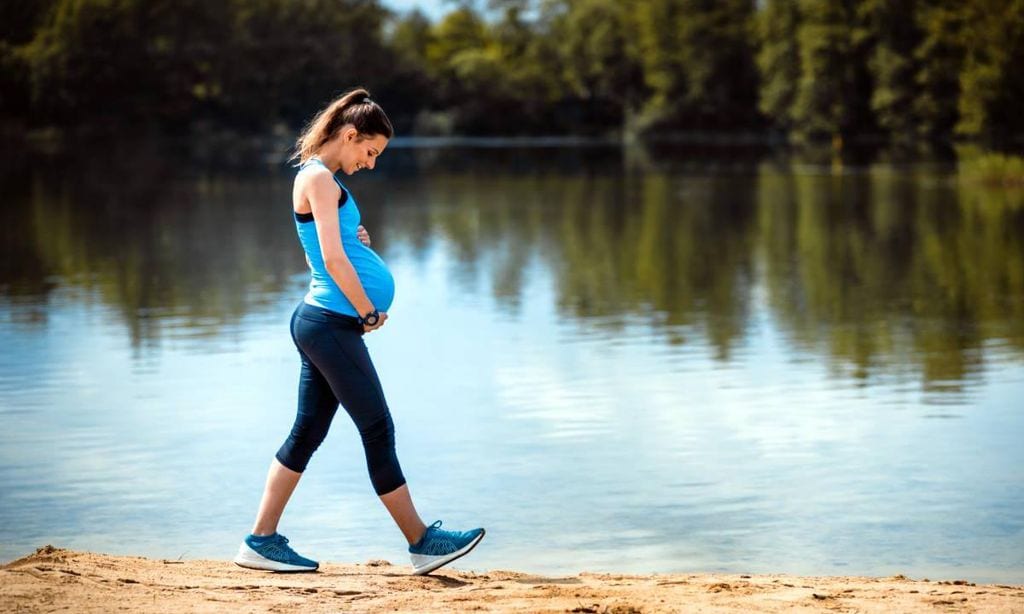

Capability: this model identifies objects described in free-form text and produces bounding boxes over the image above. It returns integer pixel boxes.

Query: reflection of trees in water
[0,154,54,301]
[387,168,760,360]
[758,164,1024,386]
[2,149,301,346]
[761,166,935,382]
[398,163,1024,386]
[4,146,1022,385]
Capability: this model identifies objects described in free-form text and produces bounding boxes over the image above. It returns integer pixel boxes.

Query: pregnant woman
[234,88,484,576]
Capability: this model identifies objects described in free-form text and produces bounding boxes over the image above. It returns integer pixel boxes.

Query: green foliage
[222,0,391,130]
[426,6,490,81]
[959,150,1024,188]
[27,0,234,124]
[379,10,436,133]
[633,0,759,133]
[22,0,392,129]
[860,0,921,139]
[791,0,873,141]
[913,0,964,139]
[548,0,643,132]
[955,0,1024,141]
[756,0,801,131]
[421,6,503,132]
[3,0,1023,142]
[491,4,565,131]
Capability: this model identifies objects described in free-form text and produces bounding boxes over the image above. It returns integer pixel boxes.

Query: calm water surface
[1,144,1022,583]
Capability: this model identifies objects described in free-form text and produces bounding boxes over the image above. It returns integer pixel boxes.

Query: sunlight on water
[0,145,1022,583]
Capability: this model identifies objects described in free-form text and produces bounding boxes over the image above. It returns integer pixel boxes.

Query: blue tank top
[293,159,395,316]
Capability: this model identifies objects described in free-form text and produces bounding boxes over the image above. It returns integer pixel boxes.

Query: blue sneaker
[233,533,319,572]
[408,520,485,575]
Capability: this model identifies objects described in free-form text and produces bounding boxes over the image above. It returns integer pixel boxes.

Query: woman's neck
[314,149,342,173]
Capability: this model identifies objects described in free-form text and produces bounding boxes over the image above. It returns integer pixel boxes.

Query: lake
[0,141,1022,583]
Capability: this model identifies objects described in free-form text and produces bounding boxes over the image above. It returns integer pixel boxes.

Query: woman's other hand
[363,312,388,333]
[357,225,371,247]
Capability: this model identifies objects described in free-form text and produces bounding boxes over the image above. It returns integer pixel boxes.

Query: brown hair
[291,87,394,164]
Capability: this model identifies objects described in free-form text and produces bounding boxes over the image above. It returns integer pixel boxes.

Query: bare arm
[304,170,381,325]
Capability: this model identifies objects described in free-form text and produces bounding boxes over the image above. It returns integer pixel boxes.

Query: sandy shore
[1,546,1021,613]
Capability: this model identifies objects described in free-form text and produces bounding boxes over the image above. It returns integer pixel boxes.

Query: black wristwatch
[358,310,380,327]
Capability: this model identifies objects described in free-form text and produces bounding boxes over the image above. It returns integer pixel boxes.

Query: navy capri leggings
[276,302,406,496]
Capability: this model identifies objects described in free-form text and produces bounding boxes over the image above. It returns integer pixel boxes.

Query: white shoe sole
[233,542,318,572]
[410,529,486,576]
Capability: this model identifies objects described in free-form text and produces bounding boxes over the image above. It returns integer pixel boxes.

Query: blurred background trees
[1,0,1022,145]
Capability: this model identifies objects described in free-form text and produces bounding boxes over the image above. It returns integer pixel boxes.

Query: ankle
[251,526,277,537]
[408,525,428,546]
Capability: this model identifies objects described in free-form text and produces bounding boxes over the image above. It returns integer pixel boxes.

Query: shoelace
[258,535,301,562]
[419,521,467,556]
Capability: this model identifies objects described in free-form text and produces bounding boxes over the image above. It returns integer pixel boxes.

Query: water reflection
[1,144,1022,388]
[366,154,1023,391]
[1,148,301,348]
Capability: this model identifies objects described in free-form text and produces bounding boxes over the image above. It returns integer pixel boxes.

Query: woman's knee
[358,412,396,447]
[361,414,404,495]
[276,422,330,472]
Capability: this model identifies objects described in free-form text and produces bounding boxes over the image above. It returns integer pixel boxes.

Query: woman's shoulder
[296,164,341,192]
[296,160,332,179]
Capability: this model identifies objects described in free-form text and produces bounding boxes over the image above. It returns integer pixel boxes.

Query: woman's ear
[343,127,358,142]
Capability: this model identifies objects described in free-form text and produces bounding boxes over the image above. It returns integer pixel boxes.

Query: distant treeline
[2,0,1022,143]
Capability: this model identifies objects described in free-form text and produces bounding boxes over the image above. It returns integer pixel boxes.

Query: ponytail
[291,87,394,164]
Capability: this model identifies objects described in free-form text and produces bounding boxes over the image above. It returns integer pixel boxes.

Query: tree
[956,0,1024,143]
[860,0,921,140]
[756,0,802,132]
[549,0,643,132]
[223,0,392,130]
[488,1,568,132]
[633,0,759,133]
[381,9,436,132]
[791,0,873,141]
[913,0,965,140]
[27,0,236,126]
[426,5,490,81]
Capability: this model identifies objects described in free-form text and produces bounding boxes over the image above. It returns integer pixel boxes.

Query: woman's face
[340,129,388,175]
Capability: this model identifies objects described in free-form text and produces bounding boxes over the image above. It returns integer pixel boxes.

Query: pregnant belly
[350,245,395,312]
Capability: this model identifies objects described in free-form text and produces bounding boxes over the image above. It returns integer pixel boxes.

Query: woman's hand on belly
[357,225,371,247]
[363,311,388,333]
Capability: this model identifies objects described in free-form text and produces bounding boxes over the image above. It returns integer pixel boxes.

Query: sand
[1,546,1022,613]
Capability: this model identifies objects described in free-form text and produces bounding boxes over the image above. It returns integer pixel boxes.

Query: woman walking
[234,88,484,576]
